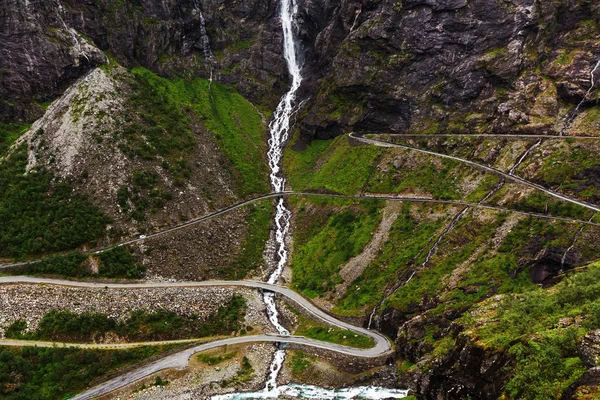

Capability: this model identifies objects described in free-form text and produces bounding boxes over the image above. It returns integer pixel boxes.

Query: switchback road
[0,276,391,399]
[350,132,600,213]
[1,192,598,270]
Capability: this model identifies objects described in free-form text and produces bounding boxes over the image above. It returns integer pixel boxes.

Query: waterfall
[191,0,215,61]
[260,0,302,390]
[56,2,90,63]
[213,0,302,398]
[509,140,542,176]
[561,58,600,135]
[560,214,595,271]
[211,1,407,397]
[349,6,362,34]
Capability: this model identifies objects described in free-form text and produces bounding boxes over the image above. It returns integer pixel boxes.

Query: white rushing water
[260,0,302,391]
[509,139,542,175]
[191,0,215,61]
[561,58,600,135]
[213,384,409,400]
[212,0,408,398]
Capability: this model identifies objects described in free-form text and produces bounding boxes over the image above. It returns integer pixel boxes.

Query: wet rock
[580,330,600,369]
[413,335,512,400]
[529,247,577,284]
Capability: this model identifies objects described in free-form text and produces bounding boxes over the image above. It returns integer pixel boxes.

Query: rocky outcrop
[395,330,512,400]
[4,0,599,141]
[562,367,600,400]
[414,337,512,400]
[293,0,600,142]
[0,0,106,121]
[580,330,600,369]
[0,0,288,123]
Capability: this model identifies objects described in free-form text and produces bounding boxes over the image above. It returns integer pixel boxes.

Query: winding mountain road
[69,334,382,400]
[0,276,390,399]
[1,192,598,270]
[2,132,599,399]
[364,133,600,140]
[350,132,600,213]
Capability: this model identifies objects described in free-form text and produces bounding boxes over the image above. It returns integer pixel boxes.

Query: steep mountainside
[1,0,600,399]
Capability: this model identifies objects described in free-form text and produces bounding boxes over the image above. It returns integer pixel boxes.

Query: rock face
[293,0,600,141]
[0,0,288,122]
[580,330,600,369]
[0,0,106,121]
[562,367,600,400]
[3,0,599,140]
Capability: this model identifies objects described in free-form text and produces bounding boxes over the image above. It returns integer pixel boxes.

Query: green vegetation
[289,351,312,374]
[290,306,374,349]
[0,122,30,157]
[533,142,599,202]
[367,156,462,200]
[197,351,237,366]
[554,49,575,66]
[220,356,254,387]
[7,294,247,342]
[133,376,170,393]
[384,210,507,315]
[336,203,447,315]
[299,325,374,349]
[97,247,145,279]
[464,175,502,203]
[498,217,573,256]
[118,170,173,221]
[462,262,600,398]
[126,68,268,197]
[284,133,468,200]
[0,345,174,400]
[0,147,109,258]
[513,192,592,220]
[284,136,383,194]
[13,247,144,279]
[15,251,89,277]
[291,198,383,297]
[220,200,273,279]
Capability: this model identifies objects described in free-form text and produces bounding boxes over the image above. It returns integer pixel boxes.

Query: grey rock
[580,330,600,369]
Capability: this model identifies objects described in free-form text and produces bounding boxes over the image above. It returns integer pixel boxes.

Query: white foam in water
[211,0,409,398]
[263,292,289,335]
[213,384,409,399]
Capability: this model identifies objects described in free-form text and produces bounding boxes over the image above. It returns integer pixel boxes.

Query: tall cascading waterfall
[261,0,302,390]
[214,0,301,398]
[213,1,408,398]
[190,0,217,87]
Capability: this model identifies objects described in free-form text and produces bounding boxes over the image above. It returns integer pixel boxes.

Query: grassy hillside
[128,68,269,197]
[285,133,600,397]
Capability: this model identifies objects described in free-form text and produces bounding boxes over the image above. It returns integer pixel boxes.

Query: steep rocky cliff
[4,0,599,139]
[294,0,600,142]
[2,0,600,399]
